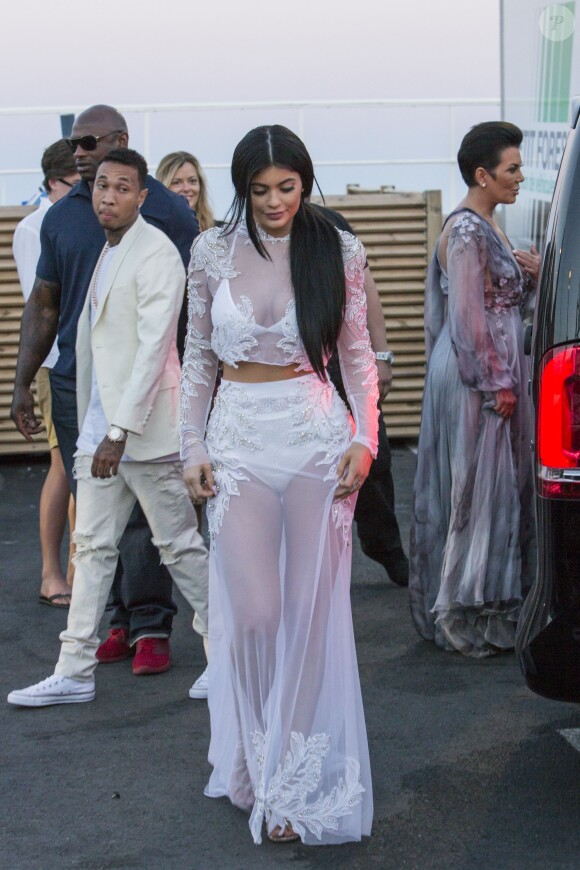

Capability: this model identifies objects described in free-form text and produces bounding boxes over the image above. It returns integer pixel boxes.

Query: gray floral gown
[409,209,536,657]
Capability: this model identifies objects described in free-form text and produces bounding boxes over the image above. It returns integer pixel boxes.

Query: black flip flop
[38,592,72,609]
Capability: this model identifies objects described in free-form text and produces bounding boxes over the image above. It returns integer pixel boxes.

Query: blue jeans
[49,371,176,641]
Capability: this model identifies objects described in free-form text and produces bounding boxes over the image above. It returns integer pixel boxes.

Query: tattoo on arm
[14,277,61,388]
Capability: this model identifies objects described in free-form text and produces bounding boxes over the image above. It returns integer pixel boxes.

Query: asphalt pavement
[1,447,580,870]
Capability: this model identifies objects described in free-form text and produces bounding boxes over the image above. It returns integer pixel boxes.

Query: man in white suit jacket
[9,150,209,707]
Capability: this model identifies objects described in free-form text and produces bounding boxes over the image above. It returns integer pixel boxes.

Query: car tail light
[537,343,580,498]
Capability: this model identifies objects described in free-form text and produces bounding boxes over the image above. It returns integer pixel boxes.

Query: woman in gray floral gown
[409,122,539,657]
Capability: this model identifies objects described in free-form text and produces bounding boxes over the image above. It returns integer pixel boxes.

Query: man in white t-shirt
[12,140,80,607]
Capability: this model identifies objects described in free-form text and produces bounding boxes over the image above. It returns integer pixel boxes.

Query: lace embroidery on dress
[189,226,239,280]
[340,233,368,334]
[211,295,259,366]
[452,212,524,313]
[205,384,263,456]
[285,380,352,479]
[204,383,261,535]
[339,227,360,256]
[180,221,378,464]
[206,461,250,536]
[453,211,481,245]
[485,269,524,312]
[338,232,380,409]
[181,276,213,403]
[256,224,291,244]
[238,220,291,245]
[332,496,355,543]
[205,379,353,535]
[180,229,238,456]
[187,280,206,319]
[276,299,310,370]
[249,730,365,844]
[349,339,380,389]
[179,278,214,457]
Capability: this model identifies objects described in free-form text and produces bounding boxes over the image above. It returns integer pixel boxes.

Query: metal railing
[0,97,501,210]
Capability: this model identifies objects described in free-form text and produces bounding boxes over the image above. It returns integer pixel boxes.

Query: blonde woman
[156,151,215,230]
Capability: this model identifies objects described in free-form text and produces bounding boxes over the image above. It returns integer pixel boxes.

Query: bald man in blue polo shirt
[11,104,199,677]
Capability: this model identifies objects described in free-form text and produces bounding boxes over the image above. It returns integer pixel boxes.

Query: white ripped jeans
[55,454,208,682]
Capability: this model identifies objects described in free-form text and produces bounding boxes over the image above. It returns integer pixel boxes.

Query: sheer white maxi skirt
[203,374,373,845]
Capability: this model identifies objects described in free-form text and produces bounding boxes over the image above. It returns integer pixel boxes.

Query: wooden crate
[0,205,50,456]
[312,190,442,439]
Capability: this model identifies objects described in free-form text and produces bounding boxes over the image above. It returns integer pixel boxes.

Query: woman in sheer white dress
[180,125,378,845]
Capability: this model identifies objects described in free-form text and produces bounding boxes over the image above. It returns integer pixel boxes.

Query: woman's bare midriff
[222,362,304,383]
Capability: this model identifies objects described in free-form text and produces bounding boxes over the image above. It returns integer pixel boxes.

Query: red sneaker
[96,628,132,663]
[132,638,170,675]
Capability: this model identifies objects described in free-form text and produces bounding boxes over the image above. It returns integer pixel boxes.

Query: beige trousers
[55,455,208,681]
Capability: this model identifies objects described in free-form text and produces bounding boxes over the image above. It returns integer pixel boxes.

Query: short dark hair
[457,121,523,187]
[97,148,148,189]
[41,139,77,193]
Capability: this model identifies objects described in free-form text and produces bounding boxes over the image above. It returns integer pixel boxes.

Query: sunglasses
[65,129,123,153]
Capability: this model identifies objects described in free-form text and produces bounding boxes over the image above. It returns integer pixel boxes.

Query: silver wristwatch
[375,351,395,365]
[107,425,128,443]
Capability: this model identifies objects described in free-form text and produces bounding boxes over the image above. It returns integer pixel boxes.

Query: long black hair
[224,125,345,379]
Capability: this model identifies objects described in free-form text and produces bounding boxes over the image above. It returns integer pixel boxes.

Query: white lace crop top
[179,221,379,467]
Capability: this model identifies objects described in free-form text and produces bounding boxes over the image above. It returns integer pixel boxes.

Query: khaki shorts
[35,367,59,450]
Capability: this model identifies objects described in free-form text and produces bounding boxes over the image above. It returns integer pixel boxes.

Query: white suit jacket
[75,215,186,461]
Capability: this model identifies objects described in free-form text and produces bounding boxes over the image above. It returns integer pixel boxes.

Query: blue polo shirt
[36,175,198,379]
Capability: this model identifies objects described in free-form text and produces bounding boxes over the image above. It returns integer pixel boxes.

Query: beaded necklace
[90,243,111,310]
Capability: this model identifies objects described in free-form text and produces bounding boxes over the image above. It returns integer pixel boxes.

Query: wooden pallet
[312,191,441,439]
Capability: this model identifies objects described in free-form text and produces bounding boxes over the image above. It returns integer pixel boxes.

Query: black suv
[516,98,580,702]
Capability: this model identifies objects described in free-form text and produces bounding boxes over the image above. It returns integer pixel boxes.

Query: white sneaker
[7,674,95,707]
[188,666,208,699]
